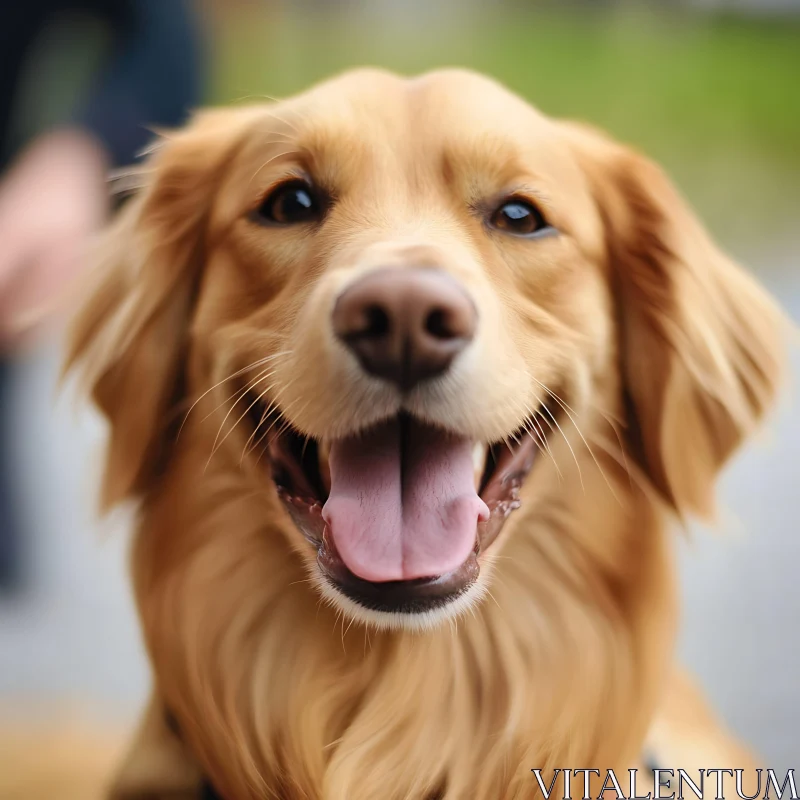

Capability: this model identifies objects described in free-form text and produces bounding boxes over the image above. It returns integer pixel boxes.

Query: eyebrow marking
[443,134,528,184]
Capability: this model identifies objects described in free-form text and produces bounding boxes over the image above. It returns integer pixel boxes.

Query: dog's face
[68,69,781,631]
[192,69,613,627]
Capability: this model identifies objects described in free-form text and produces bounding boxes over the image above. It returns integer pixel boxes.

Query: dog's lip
[317,527,481,614]
[263,408,544,599]
[239,375,553,609]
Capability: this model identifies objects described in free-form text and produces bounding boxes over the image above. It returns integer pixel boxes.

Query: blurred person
[0,0,205,591]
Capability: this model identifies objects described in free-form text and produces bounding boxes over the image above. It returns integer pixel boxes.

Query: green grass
[210,6,800,232]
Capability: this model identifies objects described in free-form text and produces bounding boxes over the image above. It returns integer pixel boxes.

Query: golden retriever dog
[64,68,782,799]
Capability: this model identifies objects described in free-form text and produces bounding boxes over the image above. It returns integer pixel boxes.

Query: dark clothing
[0,0,205,591]
[1,0,204,168]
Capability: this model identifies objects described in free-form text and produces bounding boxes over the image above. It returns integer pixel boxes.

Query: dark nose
[332,268,477,391]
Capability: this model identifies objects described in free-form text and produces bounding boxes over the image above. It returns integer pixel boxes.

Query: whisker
[177,352,289,439]
[249,149,301,187]
[339,609,347,655]
[531,421,560,479]
[532,377,620,504]
[523,407,563,482]
[259,104,306,134]
[484,587,502,612]
[205,371,285,472]
[239,383,309,468]
[200,366,277,427]
[287,577,315,588]
[238,384,295,464]
[521,399,556,457]
[241,393,283,464]
[251,390,309,469]
[315,596,323,625]
[538,401,584,492]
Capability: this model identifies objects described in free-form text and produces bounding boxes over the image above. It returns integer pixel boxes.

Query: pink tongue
[322,417,489,583]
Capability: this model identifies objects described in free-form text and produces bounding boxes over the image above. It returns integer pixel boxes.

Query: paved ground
[1,248,797,769]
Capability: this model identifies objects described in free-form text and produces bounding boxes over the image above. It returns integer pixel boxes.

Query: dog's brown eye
[256,180,324,225]
[490,199,549,236]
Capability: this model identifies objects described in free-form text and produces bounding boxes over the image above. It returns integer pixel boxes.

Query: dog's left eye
[490,199,549,236]
[255,180,325,225]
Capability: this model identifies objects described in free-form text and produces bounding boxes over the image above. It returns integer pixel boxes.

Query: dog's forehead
[411,68,550,126]
[273,67,559,159]
[298,67,541,114]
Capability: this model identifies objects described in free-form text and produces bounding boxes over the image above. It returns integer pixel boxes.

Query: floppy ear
[565,123,784,520]
[65,108,257,510]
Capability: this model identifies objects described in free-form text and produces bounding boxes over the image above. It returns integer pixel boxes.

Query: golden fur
[64,69,782,799]
[0,670,758,798]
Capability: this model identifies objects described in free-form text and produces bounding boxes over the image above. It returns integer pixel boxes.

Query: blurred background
[0,0,798,782]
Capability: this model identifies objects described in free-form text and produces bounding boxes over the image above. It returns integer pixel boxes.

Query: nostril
[424,297,475,342]
[363,304,390,338]
[425,308,455,340]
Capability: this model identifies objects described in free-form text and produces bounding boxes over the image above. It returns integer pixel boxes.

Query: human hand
[0,129,108,351]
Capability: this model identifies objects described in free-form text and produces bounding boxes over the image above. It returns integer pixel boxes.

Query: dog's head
[67,69,782,630]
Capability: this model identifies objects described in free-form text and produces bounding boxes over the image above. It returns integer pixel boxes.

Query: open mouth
[248,402,548,616]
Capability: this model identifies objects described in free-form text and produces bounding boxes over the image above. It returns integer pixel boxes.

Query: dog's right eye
[254,180,325,225]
